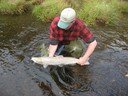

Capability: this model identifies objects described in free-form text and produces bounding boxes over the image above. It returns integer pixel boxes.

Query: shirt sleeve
[79,24,95,44]
[49,20,59,45]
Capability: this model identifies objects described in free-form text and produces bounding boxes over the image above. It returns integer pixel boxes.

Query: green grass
[77,0,122,26]
[0,0,128,26]
[0,1,17,14]
[32,0,68,22]
[0,0,32,15]
[32,0,127,25]
[120,1,128,13]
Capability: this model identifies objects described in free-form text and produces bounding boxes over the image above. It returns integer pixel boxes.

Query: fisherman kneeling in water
[48,8,97,66]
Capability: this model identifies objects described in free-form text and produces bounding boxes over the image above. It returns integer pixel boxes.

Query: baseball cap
[58,8,76,29]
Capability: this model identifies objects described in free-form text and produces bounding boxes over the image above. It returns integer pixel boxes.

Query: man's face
[65,20,75,30]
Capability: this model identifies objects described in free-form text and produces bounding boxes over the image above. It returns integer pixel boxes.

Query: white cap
[58,8,76,29]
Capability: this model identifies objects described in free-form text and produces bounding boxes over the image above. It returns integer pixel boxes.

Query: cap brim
[57,20,70,29]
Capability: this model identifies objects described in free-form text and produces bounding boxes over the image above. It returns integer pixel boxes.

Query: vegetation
[120,1,128,13]
[0,0,128,26]
[32,0,68,22]
[0,0,33,15]
[77,0,122,25]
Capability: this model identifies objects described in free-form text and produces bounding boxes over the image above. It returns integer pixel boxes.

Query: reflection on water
[0,14,128,96]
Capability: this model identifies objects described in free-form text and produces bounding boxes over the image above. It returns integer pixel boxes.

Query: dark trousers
[55,45,65,56]
[55,39,85,57]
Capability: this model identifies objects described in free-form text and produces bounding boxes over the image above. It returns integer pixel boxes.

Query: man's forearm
[83,40,97,59]
[48,44,58,57]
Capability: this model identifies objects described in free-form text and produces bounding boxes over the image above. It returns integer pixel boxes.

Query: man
[48,8,97,65]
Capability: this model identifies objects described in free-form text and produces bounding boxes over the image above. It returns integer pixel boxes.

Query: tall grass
[0,0,32,15]
[32,0,128,25]
[0,1,17,14]
[120,1,128,13]
[0,0,128,26]
[65,0,85,9]
[77,0,123,25]
[32,0,68,22]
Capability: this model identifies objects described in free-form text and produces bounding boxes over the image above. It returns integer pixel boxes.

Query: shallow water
[0,14,128,96]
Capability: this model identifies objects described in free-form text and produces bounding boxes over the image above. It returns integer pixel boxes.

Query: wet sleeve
[79,25,95,44]
[49,23,59,45]
[49,39,59,45]
[86,36,96,43]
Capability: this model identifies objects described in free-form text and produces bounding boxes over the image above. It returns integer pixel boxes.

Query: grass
[0,1,17,14]
[77,0,123,26]
[0,0,128,26]
[32,0,68,22]
[0,0,32,15]
[120,1,128,13]
[32,0,128,25]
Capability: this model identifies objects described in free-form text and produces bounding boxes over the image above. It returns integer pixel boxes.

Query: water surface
[0,14,128,96]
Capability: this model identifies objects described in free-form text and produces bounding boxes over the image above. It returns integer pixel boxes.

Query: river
[0,14,128,96]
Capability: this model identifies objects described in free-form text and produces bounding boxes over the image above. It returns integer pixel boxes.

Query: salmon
[31,56,89,68]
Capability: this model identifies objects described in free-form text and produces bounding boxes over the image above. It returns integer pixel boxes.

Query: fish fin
[84,58,90,65]
[84,61,90,65]
[58,64,63,67]
[43,64,48,68]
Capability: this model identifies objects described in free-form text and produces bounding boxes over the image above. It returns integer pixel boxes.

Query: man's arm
[77,40,97,65]
[48,44,58,57]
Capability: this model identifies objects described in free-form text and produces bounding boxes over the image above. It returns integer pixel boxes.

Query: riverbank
[0,0,128,26]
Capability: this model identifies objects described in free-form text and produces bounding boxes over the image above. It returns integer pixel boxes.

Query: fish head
[31,57,48,68]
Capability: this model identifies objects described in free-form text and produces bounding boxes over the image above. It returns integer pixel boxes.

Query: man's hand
[77,57,89,66]
[77,40,97,66]
[48,44,58,57]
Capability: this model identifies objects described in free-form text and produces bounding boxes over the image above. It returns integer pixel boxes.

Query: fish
[125,74,128,77]
[31,56,90,68]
